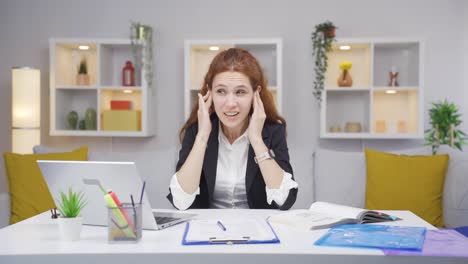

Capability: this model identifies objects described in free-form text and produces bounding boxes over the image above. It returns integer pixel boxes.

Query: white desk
[0,209,465,264]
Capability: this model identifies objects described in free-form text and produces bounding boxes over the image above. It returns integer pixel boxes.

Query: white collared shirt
[169,127,298,210]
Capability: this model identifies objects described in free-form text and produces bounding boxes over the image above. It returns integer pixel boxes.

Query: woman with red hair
[167,48,298,210]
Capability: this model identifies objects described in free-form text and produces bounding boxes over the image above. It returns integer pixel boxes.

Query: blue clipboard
[314,224,426,250]
[182,219,280,245]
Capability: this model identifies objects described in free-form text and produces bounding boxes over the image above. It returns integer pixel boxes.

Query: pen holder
[107,203,142,243]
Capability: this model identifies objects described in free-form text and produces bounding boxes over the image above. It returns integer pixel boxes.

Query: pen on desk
[139,181,146,204]
[217,220,227,231]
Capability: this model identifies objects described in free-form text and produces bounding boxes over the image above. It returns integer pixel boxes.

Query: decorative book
[110,100,132,110]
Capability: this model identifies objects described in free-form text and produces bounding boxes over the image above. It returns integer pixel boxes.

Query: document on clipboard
[182,218,280,245]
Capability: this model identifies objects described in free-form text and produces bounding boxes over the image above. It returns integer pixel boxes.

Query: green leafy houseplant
[78,58,87,75]
[311,21,337,104]
[56,188,87,218]
[425,100,467,155]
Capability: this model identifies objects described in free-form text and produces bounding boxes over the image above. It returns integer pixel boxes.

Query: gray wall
[464,1,468,128]
[1,0,467,194]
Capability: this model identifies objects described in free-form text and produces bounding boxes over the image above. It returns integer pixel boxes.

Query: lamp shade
[12,129,40,154]
[11,67,40,154]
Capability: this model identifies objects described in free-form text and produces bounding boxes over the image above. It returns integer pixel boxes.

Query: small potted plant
[311,21,337,104]
[425,100,467,154]
[76,57,90,86]
[56,188,87,241]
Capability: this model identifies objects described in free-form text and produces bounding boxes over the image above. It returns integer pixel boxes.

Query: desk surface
[0,209,465,264]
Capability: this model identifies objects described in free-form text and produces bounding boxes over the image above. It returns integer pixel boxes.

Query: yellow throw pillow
[4,147,88,224]
[365,148,448,227]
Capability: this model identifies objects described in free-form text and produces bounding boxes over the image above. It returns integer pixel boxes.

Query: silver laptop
[37,160,195,230]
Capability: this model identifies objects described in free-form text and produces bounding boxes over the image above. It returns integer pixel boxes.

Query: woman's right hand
[197,90,212,140]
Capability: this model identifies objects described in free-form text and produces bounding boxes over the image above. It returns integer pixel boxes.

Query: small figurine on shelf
[397,120,408,133]
[329,125,341,133]
[337,61,353,87]
[375,120,387,133]
[76,57,90,86]
[345,122,362,132]
[388,66,399,87]
[122,61,135,86]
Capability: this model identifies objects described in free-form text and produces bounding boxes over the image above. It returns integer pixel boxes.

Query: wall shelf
[49,38,155,137]
[320,38,424,139]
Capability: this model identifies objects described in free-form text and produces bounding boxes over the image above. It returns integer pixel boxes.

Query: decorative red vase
[122,61,135,86]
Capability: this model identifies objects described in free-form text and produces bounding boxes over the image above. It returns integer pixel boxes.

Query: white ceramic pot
[58,216,83,241]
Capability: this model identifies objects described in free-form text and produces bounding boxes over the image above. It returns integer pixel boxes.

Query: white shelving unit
[49,38,155,137]
[320,38,424,139]
[184,39,282,120]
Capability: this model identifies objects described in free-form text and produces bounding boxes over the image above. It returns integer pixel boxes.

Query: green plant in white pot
[425,100,468,155]
[76,57,90,85]
[56,188,87,241]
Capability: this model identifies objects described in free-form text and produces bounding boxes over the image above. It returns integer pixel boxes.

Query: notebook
[268,201,401,230]
[37,160,196,230]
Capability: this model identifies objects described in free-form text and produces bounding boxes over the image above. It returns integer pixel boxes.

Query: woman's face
[211,71,254,132]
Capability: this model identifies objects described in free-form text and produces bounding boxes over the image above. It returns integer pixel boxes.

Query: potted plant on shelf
[76,57,90,86]
[56,188,87,241]
[130,21,154,89]
[311,21,337,104]
[425,100,467,155]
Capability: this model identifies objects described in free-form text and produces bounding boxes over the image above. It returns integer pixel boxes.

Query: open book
[268,201,401,230]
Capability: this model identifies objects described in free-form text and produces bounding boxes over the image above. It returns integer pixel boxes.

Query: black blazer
[167,115,297,210]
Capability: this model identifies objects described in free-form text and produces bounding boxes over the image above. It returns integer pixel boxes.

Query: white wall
[0,0,467,194]
[463,0,468,134]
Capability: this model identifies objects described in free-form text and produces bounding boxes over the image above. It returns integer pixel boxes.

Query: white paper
[309,201,366,219]
[185,218,276,242]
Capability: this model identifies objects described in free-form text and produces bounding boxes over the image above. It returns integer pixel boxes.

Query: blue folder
[314,224,426,251]
[182,219,280,245]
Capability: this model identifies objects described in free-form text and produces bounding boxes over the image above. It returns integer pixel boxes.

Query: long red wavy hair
[180,48,286,142]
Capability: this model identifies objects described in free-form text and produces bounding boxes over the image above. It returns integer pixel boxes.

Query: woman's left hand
[248,90,266,145]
